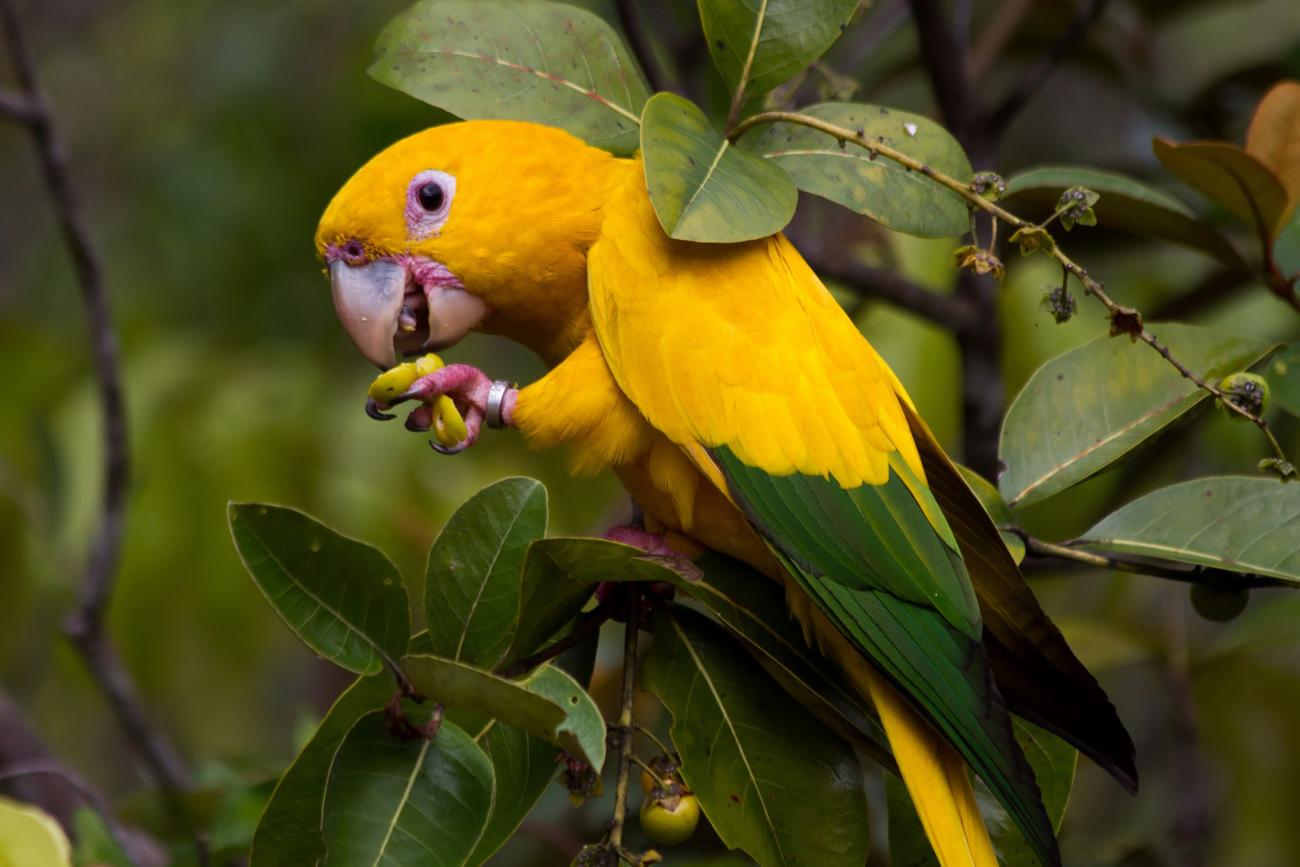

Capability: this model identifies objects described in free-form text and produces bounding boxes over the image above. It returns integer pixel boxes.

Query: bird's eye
[405,169,456,240]
[418,182,445,212]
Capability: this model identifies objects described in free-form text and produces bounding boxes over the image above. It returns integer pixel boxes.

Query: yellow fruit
[639,792,699,846]
[1217,372,1270,420]
[366,353,468,446]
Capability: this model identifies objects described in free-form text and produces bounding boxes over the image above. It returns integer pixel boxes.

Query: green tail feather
[713,445,1061,867]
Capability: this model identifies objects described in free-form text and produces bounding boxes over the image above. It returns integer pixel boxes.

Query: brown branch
[616,0,668,94]
[986,0,1111,133]
[0,1,202,856]
[810,253,981,333]
[0,85,32,121]
[908,0,980,143]
[495,602,611,679]
[607,587,641,853]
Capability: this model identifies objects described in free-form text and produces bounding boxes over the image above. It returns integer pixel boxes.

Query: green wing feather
[902,405,1137,792]
[713,446,1061,867]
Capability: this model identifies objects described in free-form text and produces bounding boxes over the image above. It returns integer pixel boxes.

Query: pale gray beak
[330,259,406,368]
[330,258,490,369]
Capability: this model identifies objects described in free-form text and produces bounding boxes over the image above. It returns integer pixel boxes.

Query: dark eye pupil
[418,182,444,211]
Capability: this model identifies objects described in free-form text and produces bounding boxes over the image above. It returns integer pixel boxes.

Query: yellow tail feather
[793,594,999,867]
[861,663,999,867]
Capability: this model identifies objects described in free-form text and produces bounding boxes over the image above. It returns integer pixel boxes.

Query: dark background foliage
[2,0,1300,864]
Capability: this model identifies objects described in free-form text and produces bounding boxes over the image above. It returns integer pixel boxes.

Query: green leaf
[370,0,650,155]
[510,535,892,758]
[402,655,606,768]
[955,466,1025,564]
[886,721,1076,867]
[322,711,495,867]
[251,672,394,866]
[1077,476,1300,585]
[1153,138,1292,238]
[642,606,870,867]
[689,554,891,760]
[508,536,696,661]
[641,92,798,243]
[228,503,409,675]
[998,324,1275,509]
[463,718,557,865]
[0,797,71,867]
[71,809,130,867]
[1003,165,1245,267]
[744,102,973,238]
[1265,344,1300,419]
[426,477,547,668]
[699,0,859,105]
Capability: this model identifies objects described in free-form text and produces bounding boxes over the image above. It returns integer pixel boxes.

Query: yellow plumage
[316,121,1108,867]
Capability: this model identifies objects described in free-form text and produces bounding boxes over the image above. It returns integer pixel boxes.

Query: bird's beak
[330,259,406,369]
[330,258,490,370]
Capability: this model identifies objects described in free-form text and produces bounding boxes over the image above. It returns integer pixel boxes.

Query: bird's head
[316,120,621,368]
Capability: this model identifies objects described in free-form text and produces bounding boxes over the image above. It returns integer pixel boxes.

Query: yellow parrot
[316,120,1135,867]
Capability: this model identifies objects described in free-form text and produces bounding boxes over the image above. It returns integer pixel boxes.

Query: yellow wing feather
[588,162,923,488]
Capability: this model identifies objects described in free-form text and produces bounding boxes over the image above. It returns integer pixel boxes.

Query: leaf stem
[1008,527,1280,588]
[727,110,1290,466]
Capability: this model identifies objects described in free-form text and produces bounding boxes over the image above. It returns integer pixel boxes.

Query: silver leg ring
[485,380,514,430]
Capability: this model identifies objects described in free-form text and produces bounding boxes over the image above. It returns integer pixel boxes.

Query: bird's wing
[901,403,1138,792]
[588,165,1059,867]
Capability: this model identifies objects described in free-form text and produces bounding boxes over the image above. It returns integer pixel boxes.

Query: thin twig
[607,589,641,853]
[727,110,1290,466]
[986,0,1111,132]
[0,0,202,857]
[495,603,611,679]
[1010,528,1279,589]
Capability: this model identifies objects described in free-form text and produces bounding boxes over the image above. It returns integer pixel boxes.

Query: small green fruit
[1190,584,1249,622]
[639,792,700,845]
[1217,372,1270,419]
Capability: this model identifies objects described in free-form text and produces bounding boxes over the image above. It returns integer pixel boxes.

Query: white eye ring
[405,169,456,240]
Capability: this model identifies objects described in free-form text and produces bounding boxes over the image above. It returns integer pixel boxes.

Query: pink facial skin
[393,253,464,291]
[404,169,456,240]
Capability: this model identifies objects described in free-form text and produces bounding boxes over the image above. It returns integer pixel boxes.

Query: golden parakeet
[316,121,1135,867]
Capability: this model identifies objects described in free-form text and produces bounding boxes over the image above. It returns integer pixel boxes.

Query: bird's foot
[601,525,704,591]
[367,361,517,454]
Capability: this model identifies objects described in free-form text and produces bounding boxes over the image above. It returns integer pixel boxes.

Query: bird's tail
[788,564,1003,867]
[860,662,999,867]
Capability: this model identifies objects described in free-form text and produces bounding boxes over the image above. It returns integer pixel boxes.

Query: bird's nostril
[341,240,366,263]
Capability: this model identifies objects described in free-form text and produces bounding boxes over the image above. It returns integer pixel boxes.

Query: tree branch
[495,603,611,680]
[908,0,980,143]
[0,0,200,851]
[0,85,32,121]
[607,589,641,854]
[616,0,669,94]
[810,254,981,332]
[986,0,1112,133]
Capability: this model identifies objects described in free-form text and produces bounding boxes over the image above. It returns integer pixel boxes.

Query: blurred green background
[2,0,1300,864]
